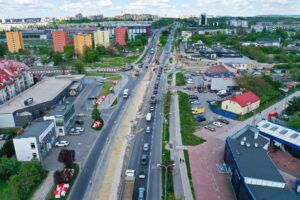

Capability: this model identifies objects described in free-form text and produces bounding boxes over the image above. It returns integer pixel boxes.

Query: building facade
[114,27,128,46]
[5,31,24,53]
[13,121,56,161]
[73,34,92,55]
[52,31,68,52]
[0,59,34,104]
[200,13,207,26]
[94,30,110,48]
[221,91,260,115]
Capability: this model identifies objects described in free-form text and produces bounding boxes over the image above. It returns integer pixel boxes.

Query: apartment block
[73,34,92,55]
[5,31,24,53]
[114,27,128,46]
[94,30,110,48]
[52,31,68,52]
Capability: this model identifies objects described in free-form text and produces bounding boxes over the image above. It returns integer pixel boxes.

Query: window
[262,123,270,128]
[290,133,299,139]
[30,143,36,149]
[270,126,279,131]
[32,153,37,158]
[279,129,288,135]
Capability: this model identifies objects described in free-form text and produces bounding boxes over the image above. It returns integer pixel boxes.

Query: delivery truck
[123,169,135,200]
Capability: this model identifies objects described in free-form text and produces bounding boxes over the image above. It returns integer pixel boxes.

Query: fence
[209,104,238,120]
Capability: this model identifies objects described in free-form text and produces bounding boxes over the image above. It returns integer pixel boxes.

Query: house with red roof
[221,91,260,115]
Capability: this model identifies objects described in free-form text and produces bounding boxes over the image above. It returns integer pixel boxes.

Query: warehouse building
[256,120,300,158]
[224,125,299,200]
[13,120,56,162]
[0,75,84,128]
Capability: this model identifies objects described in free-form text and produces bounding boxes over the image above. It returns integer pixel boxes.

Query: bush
[58,149,75,167]
[176,72,185,86]
[0,157,19,180]
[0,140,15,157]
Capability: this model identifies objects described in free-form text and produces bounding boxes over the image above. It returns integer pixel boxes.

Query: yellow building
[94,31,110,48]
[5,32,24,53]
[221,91,260,115]
[73,34,92,56]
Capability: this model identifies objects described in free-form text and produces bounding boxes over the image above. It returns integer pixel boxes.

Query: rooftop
[257,120,300,149]
[219,57,249,64]
[227,91,260,107]
[0,76,81,114]
[248,185,299,200]
[227,126,284,183]
[256,37,279,43]
[15,120,54,139]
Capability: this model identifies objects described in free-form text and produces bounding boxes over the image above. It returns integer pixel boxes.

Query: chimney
[254,131,259,140]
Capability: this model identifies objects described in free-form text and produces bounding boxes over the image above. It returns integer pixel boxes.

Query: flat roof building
[94,30,110,48]
[224,125,299,200]
[5,31,24,53]
[52,31,68,52]
[74,34,92,56]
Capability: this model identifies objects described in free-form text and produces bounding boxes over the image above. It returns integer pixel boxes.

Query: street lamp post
[157,163,175,200]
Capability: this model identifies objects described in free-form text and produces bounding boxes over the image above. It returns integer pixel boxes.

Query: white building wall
[210,78,236,91]
[0,113,15,127]
[244,177,285,188]
[222,100,260,115]
[13,137,40,161]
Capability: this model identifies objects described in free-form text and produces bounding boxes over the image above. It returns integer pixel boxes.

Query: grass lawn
[176,72,186,86]
[184,150,197,200]
[99,74,122,97]
[90,55,139,68]
[178,91,205,146]
[0,181,8,197]
[111,98,118,107]
[46,164,80,200]
[167,73,173,85]
[85,72,120,77]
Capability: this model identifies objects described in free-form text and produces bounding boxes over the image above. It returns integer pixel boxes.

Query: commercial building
[199,13,207,26]
[255,38,280,47]
[256,120,300,158]
[224,125,299,200]
[219,57,249,71]
[203,64,236,91]
[0,75,84,128]
[0,59,34,104]
[5,31,24,53]
[52,31,68,52]
[221,91,260,115]
[13,120,56,161]
[228,19,248,28]
[94,30,110,48]
[114,27,128,46]
[74,34,92,55]
[103,23,151,38]
[44,103,75,137]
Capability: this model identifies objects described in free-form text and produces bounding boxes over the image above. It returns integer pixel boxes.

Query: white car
[75,127,85,132]
[69,130,81,135]
[212,121,223,127]
[55,141,69,147]
[190,100,201,104]
[145,126,151,133]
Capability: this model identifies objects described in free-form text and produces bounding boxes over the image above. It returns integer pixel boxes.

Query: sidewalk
[99,73,129,110]
[169,71,194,200]
[32,171,54,200]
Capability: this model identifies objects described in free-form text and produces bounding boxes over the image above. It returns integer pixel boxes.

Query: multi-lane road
[68,31,161,200]
[123,30,175,200]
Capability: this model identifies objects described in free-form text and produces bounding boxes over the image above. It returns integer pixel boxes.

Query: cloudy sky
[0,0,300,18]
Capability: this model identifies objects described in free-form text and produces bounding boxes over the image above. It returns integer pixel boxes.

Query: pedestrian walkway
[99,73,129,110]
[32,171,54,200]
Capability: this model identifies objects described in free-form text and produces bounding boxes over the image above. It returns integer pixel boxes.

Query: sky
[0,0,300,18]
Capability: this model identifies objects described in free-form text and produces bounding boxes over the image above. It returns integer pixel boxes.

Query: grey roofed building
[248,185,300,200]
[219,57,249,64]
[255,37,279,43]
[15,120,53,139]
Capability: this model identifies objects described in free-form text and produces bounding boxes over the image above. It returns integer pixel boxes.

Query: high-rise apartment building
[94,31,110,48]
[52,31,68,52]
[200,13,207,26]
[114,27,128,46]
[5,32,24,53]
[73,34,92,55]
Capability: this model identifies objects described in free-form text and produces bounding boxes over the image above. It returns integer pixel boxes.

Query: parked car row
[204,118,230,132]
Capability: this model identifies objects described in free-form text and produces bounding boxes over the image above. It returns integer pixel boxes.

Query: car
[55,140,69,147]
[218,118,230,124]
[150,106,155,112]
[195,115,206,122]
[187,80,193,84]
[69,131,81,135]
[88,96,97,100]
[96,82,103,86]
[76,113,85,117]
[204,125,216,132]
[141,155,148,165]
[0,134,4,140]
[190,100,201,104]
[212,121,223,127]
[138,171,146,179]
[138,187,145,200]
[75,120,84,125]
[153,90,158,95]
[143,143,150,151]
[189,95,198,100]
[1,134,13,140]
[145,126,151,134]
[75,127,84,132]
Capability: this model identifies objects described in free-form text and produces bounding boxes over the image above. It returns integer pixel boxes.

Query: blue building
[224,125,299,200]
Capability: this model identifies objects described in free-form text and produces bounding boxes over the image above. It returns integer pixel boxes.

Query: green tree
[0,157,19,180]
[0,43,6,57]
[288,113,300,130]
[285,97,300,116]
[0,140,15,157]
[52,52,63,66]
[96,45,106,55]
[275,28,288,42]
[40,55,48,64]
[92,107,101,120]
[83,47,99,63]
[64,45,75,61]
[74,61,85,74]
[125,30,129,43]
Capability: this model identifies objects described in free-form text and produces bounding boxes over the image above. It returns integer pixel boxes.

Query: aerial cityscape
[0,1,300,200]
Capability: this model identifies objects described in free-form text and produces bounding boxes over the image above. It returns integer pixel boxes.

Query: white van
[123,89,129,99]
[146,113,152,122]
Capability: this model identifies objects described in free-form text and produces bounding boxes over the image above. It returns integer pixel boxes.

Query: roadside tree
[58,149,75,167]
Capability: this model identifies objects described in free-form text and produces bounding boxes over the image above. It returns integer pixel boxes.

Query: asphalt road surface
[68,31,160,200]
